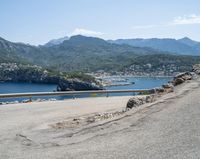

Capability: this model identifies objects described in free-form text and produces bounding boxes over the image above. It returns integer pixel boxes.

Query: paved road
[1,79,200,159]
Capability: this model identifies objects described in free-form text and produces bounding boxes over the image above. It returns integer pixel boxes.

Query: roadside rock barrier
[154,87,165,94]
[162,83,174,93]
[172,72,192,86]
[126,95,155,109]
[193,64,200,75]
[126,83,174,110]
[126,64,200,110]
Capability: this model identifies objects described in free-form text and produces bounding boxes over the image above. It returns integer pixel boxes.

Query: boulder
[146,95,155,103]
[193,64,200,75]
[155,87,165,94]
[172,72,192,86]
[162,83,174,93]
[162,83,173,89]
[173,78,185,86]
[126,95,155,109]
[175,72,192,79]
[148,89,157,94]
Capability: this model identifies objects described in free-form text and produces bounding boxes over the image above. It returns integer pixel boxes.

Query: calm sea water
[0,77,172,102]
[105,76,172,90]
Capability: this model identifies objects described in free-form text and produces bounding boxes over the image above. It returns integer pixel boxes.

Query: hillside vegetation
[1,35,200,75]
[125,54,200,75]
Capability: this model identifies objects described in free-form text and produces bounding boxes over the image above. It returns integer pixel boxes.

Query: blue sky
[1,0,200,45]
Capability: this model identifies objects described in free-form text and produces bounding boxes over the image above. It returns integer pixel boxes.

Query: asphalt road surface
[1,78,200,159]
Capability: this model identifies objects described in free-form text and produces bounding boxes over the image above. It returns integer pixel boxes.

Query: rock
[126,97,143,109]
[12,101,19,104]
[49,98,57,101]
[193,64,200,75]
[172,72,193,86]
[148,89,157,94]
[126,95,155,109]
[146,95,155,103]
[35,99,43,102]
[174,72,192,79]
[0,63,103,91]
[22,99,32,103]
[162,83,173,89]
[155,87,165,93]
[183,75,192,80]
[173,78,185,86]
[162,83,174,93]
[86,117,95,123]
[57,79,103,91]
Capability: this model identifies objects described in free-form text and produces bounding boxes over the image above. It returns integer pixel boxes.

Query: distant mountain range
[44,36,69,47]
[108,37,200,56]
[45,36,200,56]
[0,35,168,71]
[1,35,200,75]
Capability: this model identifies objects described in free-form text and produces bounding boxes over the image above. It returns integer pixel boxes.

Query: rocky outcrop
[126,95,156,109]
[0,63,103,91]
[0,63,59,83]
[126,84,174,110]
[57,79,103,91]
[146,83,174,95]
[172,72,192,86]
[193,64,200,75]
[126,68,196,110]
[162,83,174,93]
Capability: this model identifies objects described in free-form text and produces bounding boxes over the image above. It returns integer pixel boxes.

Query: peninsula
[0,63,103,91]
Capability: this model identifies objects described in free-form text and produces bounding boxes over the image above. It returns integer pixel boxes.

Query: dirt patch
[49,110,127,129]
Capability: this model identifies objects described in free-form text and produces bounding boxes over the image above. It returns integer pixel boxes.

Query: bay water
[0,77,172,103]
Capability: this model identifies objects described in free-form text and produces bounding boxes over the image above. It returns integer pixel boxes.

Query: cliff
[0,63,103,91]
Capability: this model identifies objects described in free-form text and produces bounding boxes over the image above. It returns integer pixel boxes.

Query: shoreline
[0,68,199,158]
[95,75,173,78]
[97,75,172,87]
[0,76,171,105]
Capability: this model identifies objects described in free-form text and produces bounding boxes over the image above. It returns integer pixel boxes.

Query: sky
[1,0,200,45]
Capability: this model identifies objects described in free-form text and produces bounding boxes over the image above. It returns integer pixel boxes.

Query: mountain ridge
[0,35,169,72]
[44,36,69,47]
[1,35,200,75]
[108,37,200,55]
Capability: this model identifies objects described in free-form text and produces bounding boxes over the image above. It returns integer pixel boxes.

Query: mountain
[0,35,167,72]
[44,36,69,47]
[0,37,41,64]
[1,35,200,75]
[178,37,200,47]
[177,37,200,52]
[109,37,200,55]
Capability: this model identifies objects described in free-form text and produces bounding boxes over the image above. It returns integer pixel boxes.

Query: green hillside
[1,35,200,74]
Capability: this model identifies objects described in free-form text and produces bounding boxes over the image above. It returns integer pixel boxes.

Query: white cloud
[70,28,104,36]
[171,14,200,25]
[131,14,200,30]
